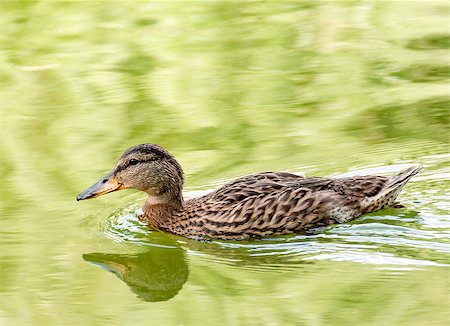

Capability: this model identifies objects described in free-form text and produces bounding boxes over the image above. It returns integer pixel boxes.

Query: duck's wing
[203,172,331,204]
[180,173,338,239]
[198,172,391,208]
[182,186,328,239]
[327,175,388,197]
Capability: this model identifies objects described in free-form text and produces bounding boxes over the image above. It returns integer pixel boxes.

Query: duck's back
[166,168,420,240]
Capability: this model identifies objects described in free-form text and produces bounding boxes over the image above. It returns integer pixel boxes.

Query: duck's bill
[76,172,124,201]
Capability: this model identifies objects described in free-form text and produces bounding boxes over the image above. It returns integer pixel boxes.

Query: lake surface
[0,1,449,325]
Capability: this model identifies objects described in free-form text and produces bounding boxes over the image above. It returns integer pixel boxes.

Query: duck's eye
[129,159,139,166]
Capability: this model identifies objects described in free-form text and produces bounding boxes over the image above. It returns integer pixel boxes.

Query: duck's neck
[142,195,184,228]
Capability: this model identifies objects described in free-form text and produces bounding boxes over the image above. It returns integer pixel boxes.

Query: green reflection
[406,34,450,50]
[83,246,188,302]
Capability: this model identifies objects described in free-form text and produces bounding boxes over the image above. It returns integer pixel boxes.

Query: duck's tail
[363,166,422,213]
[384,166,423,192]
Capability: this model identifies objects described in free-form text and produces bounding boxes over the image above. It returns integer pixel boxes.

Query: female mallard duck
[77,144,422,240]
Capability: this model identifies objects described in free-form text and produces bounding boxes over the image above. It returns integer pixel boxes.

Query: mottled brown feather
[141,168,421,240]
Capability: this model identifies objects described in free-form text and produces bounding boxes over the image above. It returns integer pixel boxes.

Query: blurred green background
[0,1,449,325]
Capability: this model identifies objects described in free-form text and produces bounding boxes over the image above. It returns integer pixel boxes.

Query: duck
[77,143,422,240]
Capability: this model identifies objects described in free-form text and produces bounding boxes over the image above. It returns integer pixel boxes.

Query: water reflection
[83,245,188,302]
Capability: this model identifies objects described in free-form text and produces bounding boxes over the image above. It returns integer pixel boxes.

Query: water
[0,1,449,325]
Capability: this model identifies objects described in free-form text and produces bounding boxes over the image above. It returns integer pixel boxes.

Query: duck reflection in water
[83,245,188,302]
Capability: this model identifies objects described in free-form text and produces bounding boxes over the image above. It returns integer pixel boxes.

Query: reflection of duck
[77,144,422,240]
[83,246,188,302]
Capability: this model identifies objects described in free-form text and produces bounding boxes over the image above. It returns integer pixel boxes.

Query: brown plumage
[77,144,422,240]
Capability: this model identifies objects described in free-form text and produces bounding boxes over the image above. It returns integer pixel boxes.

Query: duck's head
[77,144,184,204]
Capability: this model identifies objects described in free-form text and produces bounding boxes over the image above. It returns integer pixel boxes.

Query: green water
[0,1,449,325]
